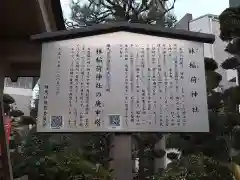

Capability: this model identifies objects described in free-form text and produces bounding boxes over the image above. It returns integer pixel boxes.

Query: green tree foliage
[3,94,23,117]
[158,153,233,180]
[11,98,113,179]
[66,0,177,28]
[14,132,112,180]
[219,7,240,41]
[4,82,112,179]
[219,6,240,157]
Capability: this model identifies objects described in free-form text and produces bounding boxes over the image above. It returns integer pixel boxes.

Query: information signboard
[37,31,209,132]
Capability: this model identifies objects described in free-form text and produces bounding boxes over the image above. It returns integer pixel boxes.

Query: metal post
[110,134,133,180]
[237,68,240,86]
[0,64,13,180]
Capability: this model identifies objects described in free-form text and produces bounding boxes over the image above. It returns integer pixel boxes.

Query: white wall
[4,87,32,97]
[189,15,213,58]
[189,15,232,90]
[227,69,238,84]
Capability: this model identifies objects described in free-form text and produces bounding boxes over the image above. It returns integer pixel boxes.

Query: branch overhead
[67,0,177,28]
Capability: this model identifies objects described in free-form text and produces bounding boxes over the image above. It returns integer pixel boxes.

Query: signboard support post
[154,136,166,174]
[110,134,133,180]
[0,63,13,180]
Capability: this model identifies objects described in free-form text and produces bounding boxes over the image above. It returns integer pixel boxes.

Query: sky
[60,0,229,21]
[174,0,229,19]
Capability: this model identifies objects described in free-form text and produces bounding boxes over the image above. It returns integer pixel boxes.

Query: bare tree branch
[161,0,176,15]
[105,0,116,6]
[67,0,177,28]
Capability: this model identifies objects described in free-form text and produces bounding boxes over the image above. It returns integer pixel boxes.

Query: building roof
[1,0,65,77]
[190,14,219,23]
[1,0,64,39]
[32,22,215,44]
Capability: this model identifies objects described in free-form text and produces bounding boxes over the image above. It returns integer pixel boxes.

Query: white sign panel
[37,31,209,132]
